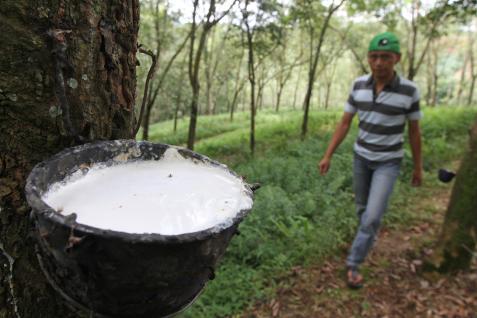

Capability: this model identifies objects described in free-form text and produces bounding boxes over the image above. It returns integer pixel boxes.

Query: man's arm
[408,120,423,186]
[319,112,354,175]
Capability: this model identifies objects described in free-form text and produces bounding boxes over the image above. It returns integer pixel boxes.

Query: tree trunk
[204,32,213,115]
[141,30,191,141]
[174,57,188,134]
[292,66,302,109]
[469,76,477,106]
[0,1,138,317]
[187,0,233,149]
[324,81,332,110]
[456,53,469,105]
[431,72,439,107]
[407,0,419,80]
[468,35,476,106]
[244,0,256,155]
[229,46,245,122]
[275,83,285,112]
[428,120,477,272]
[430,43,439,107]
[425,50,433,106]
[256,79,264,111]
[142,96,153,140]
[301,1,341,139]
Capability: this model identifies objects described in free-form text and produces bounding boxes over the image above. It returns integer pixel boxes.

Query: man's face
[367,51,401,80]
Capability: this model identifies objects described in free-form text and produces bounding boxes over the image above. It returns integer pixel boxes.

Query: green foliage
[172,107,476,317]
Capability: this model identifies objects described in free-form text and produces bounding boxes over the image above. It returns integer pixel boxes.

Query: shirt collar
[367,73,400,91]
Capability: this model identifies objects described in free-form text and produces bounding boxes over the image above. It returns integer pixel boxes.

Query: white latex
[42,148,252,235]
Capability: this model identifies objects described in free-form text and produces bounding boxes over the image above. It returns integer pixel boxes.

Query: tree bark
[431,43,439,107]
[406,1,447,81]
[407,0,419,80]
[301,0,343,139]
[229,38,246,122]
[425,49,433,106]
[429,120,477,273]
[244,0,256,154]
[142,30,191,140]
[174,55,188,133]
[0,1,139,317]
[204,30,214,115]
[468,33,476,106]
[324,82,332,110]
[187,0,235,150]
[292,65,302,109]
[456,52,469,105]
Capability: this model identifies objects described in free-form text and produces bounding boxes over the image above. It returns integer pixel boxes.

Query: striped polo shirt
[344,74,422,162]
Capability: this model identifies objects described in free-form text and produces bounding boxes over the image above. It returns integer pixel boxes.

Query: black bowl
[438,168,456,183]
[25,140,254,318]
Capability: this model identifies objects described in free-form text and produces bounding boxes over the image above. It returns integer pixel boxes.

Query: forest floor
[241,177,477,318]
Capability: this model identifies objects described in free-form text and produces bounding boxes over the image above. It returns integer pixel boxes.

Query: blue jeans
[346,154,401,269]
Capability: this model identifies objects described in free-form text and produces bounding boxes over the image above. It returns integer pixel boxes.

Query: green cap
[368,32,400,54]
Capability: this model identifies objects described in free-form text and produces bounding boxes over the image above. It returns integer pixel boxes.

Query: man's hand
[411,168,423,187]
[318,112,354,176]
[318,157,331,176]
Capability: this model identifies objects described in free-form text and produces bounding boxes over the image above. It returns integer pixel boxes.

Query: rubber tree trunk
[429,119,477,273]
[468,36,476,106]
[0,1,138,317]
[244,0,256,155]
[301,0,342,139]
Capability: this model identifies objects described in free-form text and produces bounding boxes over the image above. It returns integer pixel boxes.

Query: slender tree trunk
[431,45,439,107]
[276,83,285,112]
[427,120,477,272]
[174,56,188,133]
[468,34,476,106]
[256,80,265,111]
[469,76,477,106]
[173,99,181,133]
[244,0,256,154]
[456,54,469,105]
[187,0,234,149]
[142,93,154,140]
[407,0,419,80]
[293,66,302,109]
[241,87,247,112]
[324,82,332,109]
[204,30,214,115]
[425,50,433,106]
[230,80,245,122]
[301,1,343,139]
[230,47,245,122]
[406,0,446,81]
[0,2,138,317]
[275,64,296,112]
[142,30,191,140]
[187,0,202,150]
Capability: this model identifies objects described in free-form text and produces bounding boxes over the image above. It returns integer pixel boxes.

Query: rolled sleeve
[407,110,422,121]
[344,102,357,114]
[406,89,422,120]
[344,92,357,114]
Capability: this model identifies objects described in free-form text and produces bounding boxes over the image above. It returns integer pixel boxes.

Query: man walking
[318,32,423,288]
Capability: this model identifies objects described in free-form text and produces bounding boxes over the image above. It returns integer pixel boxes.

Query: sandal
[346,267,363,289]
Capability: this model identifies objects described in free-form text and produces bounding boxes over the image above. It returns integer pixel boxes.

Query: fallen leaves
[242,187,477,318]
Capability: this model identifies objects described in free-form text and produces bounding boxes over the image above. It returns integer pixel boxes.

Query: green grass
[147,106,477,318]
[144,109,324,147]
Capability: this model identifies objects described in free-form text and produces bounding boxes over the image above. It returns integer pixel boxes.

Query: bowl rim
[25,139,254,243]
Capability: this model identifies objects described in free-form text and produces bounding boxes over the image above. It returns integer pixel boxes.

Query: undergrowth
[149,106,477,318]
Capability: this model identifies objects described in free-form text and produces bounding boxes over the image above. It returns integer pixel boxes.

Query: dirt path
[241,182,477,318]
